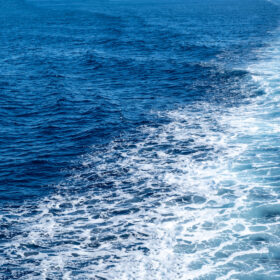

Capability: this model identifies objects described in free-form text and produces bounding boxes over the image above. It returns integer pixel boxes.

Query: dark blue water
[1,0,280,279]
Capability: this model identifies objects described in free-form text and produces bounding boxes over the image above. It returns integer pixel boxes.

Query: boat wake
[1,16,280,280]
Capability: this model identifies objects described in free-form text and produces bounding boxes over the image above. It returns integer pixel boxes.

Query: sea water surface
[1,0,280,279]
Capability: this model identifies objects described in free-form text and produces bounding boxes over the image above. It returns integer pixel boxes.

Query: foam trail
[1,36,280,280]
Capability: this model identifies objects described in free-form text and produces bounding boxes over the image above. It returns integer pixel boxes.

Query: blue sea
[1,0,280,279]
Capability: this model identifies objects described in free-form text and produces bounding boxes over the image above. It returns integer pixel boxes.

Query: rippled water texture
[1,0,280,279]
